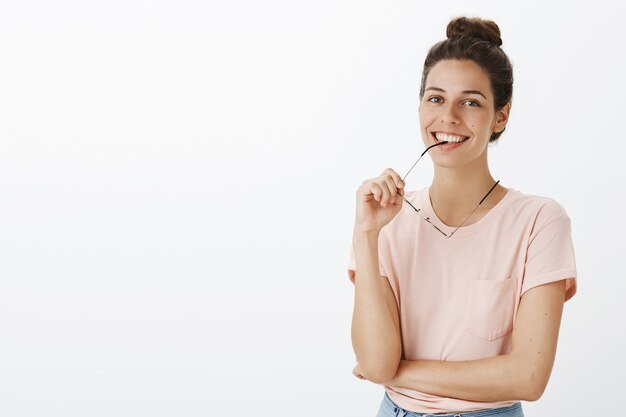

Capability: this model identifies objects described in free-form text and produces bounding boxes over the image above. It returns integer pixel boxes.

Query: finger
[385,168,405,191]
[357,180,375,202]
[374,178,392,207]
[383,175,400,205]
[370,182,386,205]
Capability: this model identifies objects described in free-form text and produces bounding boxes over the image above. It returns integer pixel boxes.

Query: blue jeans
[376,391,524,417]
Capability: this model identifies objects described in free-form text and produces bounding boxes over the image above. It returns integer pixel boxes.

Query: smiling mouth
[431,132,471,144]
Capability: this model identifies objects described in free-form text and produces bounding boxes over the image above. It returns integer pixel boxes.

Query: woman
[347,16,577,417]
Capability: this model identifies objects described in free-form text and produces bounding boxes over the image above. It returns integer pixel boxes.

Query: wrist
[352,229,380,242]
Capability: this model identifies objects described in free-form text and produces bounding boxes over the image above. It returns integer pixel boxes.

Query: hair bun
[446,16,503,47]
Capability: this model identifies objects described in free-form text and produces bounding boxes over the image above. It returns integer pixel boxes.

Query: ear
[493,102,511,133]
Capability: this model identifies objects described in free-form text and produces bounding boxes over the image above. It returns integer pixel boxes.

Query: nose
[440,102,461,125]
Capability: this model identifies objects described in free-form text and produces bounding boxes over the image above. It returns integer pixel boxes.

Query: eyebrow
[425,86,487,100]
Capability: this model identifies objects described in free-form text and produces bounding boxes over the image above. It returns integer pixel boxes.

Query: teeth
[434,132,469,143]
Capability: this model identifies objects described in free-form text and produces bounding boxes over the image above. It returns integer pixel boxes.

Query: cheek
[470,115,491,130]
[419,109,434,126]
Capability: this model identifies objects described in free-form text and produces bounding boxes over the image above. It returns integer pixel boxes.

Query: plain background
[0,0,624,416]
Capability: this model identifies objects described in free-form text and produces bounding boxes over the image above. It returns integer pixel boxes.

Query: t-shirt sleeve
[521,203,578,302]
[347,239,389,285]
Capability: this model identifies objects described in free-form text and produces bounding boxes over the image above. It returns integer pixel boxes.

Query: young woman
[347,16,577,417]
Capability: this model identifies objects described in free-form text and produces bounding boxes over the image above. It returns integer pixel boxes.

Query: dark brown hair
[419,16,514,142]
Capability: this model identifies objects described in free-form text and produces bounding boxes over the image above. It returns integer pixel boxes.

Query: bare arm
[350,168,405,384]
[380,279,567,402]
[351,230,402,384]
[383,354,527,402]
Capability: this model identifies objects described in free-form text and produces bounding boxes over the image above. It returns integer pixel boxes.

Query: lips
[431,132,470,143]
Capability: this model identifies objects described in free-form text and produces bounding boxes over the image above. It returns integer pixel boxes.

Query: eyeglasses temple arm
[402,141,448,182]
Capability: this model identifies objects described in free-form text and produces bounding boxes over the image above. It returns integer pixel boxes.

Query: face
[418,59,510,168]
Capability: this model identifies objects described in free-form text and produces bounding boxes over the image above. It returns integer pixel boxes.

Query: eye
[464,100,481,107]
[427,96,442,103]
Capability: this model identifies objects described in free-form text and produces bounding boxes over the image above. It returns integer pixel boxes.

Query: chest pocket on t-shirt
[464,277,517,341]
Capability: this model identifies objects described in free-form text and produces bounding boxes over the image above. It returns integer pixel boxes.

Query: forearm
[351,231,401,383]
[383,354,532,402]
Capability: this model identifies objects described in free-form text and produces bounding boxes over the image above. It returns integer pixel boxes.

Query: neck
[429,155,502,217]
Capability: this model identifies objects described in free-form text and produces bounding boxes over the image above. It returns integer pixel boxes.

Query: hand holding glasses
[354,140,499,239]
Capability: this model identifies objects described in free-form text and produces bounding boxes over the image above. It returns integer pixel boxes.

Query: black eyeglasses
[400,141,500,238]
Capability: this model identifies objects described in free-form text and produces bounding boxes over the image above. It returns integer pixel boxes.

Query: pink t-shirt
[347,186,577,413]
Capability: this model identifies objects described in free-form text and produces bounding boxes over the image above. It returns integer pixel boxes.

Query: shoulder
[507,189,570,227]
[511,189,567,219]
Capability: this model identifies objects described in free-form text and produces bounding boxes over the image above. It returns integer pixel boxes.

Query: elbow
[353,337,402,385]
[520,370,548,402]
[523,386,544,402]
[362,366,398,385]
[360,356,401,385]
[359,354,401,384]
[524,382,547,402]
[510,352,549,402]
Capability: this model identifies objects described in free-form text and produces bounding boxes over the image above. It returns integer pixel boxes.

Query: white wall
[0,0,623,415]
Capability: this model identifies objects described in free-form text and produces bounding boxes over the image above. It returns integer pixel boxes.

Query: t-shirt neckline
[419,185,516,239]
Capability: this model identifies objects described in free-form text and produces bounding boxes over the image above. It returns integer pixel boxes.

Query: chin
[432,159,462,169]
